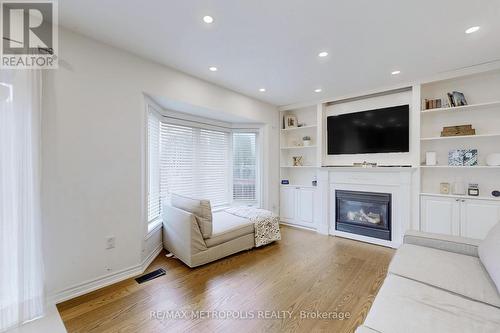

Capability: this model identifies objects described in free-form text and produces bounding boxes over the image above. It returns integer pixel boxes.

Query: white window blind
[232,132,257,202]
[160,122,230,208]
[147,111,161,223]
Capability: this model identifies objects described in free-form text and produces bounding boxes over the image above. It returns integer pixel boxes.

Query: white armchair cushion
[479,222,500,293]
[204,211,254,247]
[170,193,212,238]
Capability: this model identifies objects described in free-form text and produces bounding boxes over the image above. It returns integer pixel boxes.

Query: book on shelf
[441,124,476,137]
[423,98,442,110]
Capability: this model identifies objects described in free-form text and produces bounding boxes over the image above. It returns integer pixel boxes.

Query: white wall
[42,28,279,302]
[322,90,419,167]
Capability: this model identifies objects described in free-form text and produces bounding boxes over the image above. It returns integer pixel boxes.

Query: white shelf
[321,166,415,171]
[280,125,317,132]
[421,101,500,114]
[420,165,500,169]
[280,145,317,150]
[421,133,500,141]
[280,165,318,168]
[280,184,316,189]
[420,192,500,202]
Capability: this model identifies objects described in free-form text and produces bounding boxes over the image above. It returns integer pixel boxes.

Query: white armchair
[162,194,255,267]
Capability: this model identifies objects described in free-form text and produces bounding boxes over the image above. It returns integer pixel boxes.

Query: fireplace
[335,190,391,241]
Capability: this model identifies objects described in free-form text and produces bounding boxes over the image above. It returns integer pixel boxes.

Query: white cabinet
[297,188,315,224]
[461,200,500,239]
[421,196,460,236]
[280,186,296,221]
[280,186,316,228]
[420,195,500,239]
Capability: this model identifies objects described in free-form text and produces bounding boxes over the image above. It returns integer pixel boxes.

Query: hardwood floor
[57,226,394,333]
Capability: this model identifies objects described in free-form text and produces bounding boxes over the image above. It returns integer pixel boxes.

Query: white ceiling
[59,1,500,106]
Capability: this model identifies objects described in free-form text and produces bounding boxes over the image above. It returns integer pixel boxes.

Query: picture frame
[448,149,478,166]
[284,115,298,129]
[452,91,467,106]
[463,149,478,166]
[292,156,303,166]
[448,149,464,166]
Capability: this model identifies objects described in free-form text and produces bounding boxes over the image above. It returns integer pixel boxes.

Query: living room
[1,1,499,333]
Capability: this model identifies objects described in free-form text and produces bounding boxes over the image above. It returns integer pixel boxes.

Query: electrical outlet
[106,236,115,249]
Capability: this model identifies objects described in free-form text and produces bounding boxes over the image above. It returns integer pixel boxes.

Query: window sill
[146,218,162,239]
[211,202,260,213]
[231,201,259,208]
[212,205,230,213]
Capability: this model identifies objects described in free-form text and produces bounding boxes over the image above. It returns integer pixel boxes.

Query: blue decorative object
[448,149,464,166]
[281,180,289,185]
[448,149,479,166]
[463,149,478,166]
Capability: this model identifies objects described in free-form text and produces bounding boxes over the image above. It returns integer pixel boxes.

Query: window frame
[146,104,163,236]
[231,129,261,206]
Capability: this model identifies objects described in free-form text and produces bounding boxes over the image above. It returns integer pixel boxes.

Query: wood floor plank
[58,226,394,333]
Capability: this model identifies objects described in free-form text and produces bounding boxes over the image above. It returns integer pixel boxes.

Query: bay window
[147,105,260,228]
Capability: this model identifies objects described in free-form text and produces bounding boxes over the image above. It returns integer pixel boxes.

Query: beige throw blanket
[225,207,281,247]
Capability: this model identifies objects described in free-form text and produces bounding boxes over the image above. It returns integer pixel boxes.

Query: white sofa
[357,225,500,333]
[162,194,256,267]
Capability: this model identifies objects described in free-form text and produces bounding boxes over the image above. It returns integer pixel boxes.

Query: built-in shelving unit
[279,105,320,187]
[420,69,500,198]
[279,105,321,230]
[275,66,500,237]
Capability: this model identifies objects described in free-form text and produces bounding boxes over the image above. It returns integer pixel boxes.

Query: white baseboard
[48,243,163,305]
[141,243,164,271]
[332,229,399,248]
[279,221,316,232]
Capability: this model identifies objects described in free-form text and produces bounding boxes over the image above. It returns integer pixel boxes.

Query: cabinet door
[461,199,500,239]
[421,196,460,236]
[297,188,315,225]
[280,187,296,222]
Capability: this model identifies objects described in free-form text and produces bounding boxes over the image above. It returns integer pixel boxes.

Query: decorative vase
[440,183,450,194]
[292,156,303,167]
[426,152,437,166]
[303,140,311,146]
[486,153,500,166]
[452,181,466,195]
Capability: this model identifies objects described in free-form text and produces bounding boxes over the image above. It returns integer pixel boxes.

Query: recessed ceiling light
[314,88,322,93]
[465,26,480,34]
[259,88,266,92]
[203,16,214,24]
[209,66,218,72]
[318,51,329,58]
[391,70,401,75]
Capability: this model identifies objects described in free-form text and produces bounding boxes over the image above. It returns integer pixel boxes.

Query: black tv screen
[327,105,409,155]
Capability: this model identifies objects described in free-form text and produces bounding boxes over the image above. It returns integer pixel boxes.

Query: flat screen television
[327,105,409,155]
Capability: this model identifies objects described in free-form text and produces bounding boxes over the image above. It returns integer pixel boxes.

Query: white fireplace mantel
[315,167,416,248]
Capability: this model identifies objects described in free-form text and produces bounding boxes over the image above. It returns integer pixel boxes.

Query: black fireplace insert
[335,190,391,241]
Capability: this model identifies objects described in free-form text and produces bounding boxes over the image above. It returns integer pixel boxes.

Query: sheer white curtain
[0,70,44,332]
